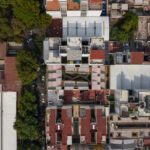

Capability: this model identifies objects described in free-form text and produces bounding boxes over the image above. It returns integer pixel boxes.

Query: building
[110,65,150,90]
[62,17,109,41]
[0,42,22,94]
[46,65,108,91]
[47,89,112,106]
[45,0,103,18]
[43,37,106,64]
[109,114,150,148]
[0,84,17,150]
[46,105,107,149]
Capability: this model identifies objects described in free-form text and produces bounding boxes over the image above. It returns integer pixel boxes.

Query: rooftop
[110,65,150,90]
[136,16,150,40]
[130,52,144,64]
[4,57,22,94]
[46,105,106,148]
[63,17,109,41]
[46,0,60,11]
[90,50,105,60]
[67,0,80,10]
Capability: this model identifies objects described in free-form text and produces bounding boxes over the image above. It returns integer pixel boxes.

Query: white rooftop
[110,65,150,90]
[1,90,17,150]
[63,16,109,41]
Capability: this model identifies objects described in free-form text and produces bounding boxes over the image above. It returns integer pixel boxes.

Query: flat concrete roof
[1,92,17,150]
[110,65,150,90]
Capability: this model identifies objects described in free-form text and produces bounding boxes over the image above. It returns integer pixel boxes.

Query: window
[132,132,138,137]
[110,133,113,137]
[117,132,121,137]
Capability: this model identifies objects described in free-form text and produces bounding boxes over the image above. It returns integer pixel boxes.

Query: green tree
[14,90,40,141]
[0,0,51,41]
[111,11,138,42]
[16,50,39,85]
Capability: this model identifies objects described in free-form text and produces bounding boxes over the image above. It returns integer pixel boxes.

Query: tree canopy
[110,12,138,42]
[14,90,40,141]
[16,50,39,85]
[0,0,51,41]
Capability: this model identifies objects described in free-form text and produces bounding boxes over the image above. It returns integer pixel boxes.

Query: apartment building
[43,37,108,64]
[46,65,108,91]
[46,105,107,150]
[109,114,150,147]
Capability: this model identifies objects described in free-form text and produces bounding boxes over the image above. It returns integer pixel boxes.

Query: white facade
[0,85,17,150]
[110,65,150,90]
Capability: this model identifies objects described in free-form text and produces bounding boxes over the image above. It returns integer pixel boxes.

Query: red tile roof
[81,91,89,101]
[4,57,22,93]
[61,108,72,145]
[80,108,106,144]
[89,90,95,100]
[89,0,102,3]
[0,42,6,60]
[49,109,56,145]
[67,0,80,10]
[48,106,107,147]
[131,52,144,64]
[46,0,60,11]
[96,109,106,143]
[90,50,105,59]
[80,109,91,144]
[61,145,68,150]
[64,91,73,103]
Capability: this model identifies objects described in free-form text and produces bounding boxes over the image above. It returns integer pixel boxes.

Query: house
[45,0,103,18]
[109,114,150,148]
